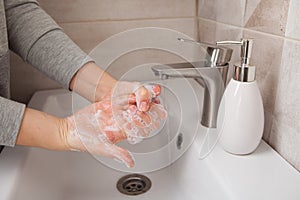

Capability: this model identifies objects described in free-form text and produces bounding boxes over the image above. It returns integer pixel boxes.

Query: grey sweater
[0,0,92,146]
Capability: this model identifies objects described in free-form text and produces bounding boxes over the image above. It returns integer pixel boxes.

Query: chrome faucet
[152,38,233,128]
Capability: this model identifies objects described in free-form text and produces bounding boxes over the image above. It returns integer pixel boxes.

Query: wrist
[62,116,86,152]
[70,62,117,102]
[16,108,74,151]
[57,117,73,151]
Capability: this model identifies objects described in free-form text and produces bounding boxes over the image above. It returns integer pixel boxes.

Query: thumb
[109,144,135,168]
[135,84,161,111]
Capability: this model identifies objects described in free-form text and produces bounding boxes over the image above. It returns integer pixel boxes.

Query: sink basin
[1,86,300,200]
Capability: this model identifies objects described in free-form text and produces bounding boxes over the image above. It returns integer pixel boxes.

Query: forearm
[5,0,93,89]
[16,108,69,151]
[70,62,117,102]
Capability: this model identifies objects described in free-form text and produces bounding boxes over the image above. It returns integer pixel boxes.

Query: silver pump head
[177,38,233,66]
[217,38,256,82]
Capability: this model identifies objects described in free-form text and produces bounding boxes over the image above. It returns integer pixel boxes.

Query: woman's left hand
[70,62,162,111]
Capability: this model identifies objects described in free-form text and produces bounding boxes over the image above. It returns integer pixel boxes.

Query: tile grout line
[198,17,300,44]
[194,0,200,41]
[57,16,195,25]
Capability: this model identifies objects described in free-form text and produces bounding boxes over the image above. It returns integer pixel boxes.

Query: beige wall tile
[198,18,217,44]
[198,0,217,21]
[285,0,300,40]
[10,52,61,104]
[106,50,186,80]
[244,0,261,24]
[198,0,246,27]
[245,0,290,36]
[39,0,196,23]
[243,30,284,139]
[60,18,196,53]
[270,120,300,170]
[272,39,300,130]
[269,39,300,167]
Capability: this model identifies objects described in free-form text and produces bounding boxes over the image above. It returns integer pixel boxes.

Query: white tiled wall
[198,0,300,171]
[244,0,290,36]
[198,0,246,26]
[270,39,300,169]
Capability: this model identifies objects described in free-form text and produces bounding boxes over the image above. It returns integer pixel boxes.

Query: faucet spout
[152,61,229,128]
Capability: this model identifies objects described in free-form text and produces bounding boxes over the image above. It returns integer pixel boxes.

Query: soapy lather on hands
[65,82,167,168]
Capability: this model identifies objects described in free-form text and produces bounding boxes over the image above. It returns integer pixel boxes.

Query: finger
[144,84,161,98]
[149,103,168,120]
[123,125,138,139]
[101,92,112,101]
[129,89,160,105]
[97,114,128,143]
[138,126,151,137]
[150,119,160,131]
[94,100,111,112]
[110,145,135,168]
[127,105,151,127]
[95,111,113,127]
[103,129,127,143]
[135,111,152,127]
[111,94,138,111]
[152,97,160,104]
[126,135,143,144]
[135,86,152,111]
[94,100,127,121]
[141,117,160,137]
[128,93,136,104]
[87,142,135,168]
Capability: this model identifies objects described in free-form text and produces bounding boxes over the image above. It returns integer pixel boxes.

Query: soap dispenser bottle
[216,39,264,155]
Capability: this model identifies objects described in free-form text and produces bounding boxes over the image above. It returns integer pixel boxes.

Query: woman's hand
[69,62,160,112]
[16,58,167,168]
[61,62,168,167]
[64,90,167,168]
[16,85,166,168]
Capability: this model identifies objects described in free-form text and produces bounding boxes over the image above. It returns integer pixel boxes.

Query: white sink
[1,87,300,200]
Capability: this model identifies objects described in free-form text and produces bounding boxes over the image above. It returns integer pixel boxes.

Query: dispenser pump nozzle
[216,39,253,66]
[216,38,256,82]
[240,39,253,66]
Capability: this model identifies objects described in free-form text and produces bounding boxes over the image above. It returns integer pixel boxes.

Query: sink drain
[117,174,151,196]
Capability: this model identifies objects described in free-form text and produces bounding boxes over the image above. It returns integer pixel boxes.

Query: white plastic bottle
[216,39,264,155]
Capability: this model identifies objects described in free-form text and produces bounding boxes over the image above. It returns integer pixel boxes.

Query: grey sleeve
[0,96,25,147]
[5,0,93,89]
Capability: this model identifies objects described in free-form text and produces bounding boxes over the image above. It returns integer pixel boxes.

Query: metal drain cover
[117,174,151,196]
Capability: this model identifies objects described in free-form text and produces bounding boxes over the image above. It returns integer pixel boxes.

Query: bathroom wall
[198,0,300,170]
[9,0,300,171]
[10,0,197,103]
